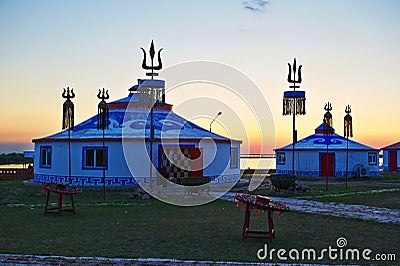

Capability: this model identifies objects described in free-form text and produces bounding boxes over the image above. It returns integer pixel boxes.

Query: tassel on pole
[344,105,353,138]
[97,88,110,130]
[62,87,75,130]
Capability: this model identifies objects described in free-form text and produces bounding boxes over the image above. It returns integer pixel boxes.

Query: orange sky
[0,1,399,153]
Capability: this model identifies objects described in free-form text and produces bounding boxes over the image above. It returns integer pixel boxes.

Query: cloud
[243,0,268,13]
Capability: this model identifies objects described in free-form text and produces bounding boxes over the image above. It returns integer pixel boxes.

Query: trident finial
[287,58,302,90]
[324,102,332,112]
[62,87,75,100]
[345,104,351,114]
[140,40,163,78]
[97,88,109,101]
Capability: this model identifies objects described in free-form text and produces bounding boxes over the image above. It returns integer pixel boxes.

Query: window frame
[39,146,52,168]
[230,148,239,169]
[277,152,286,165]
[368,152,377,166]
[82,146,108,170]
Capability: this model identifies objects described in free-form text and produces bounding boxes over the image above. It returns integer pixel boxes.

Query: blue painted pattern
[34,174,239,187]
[34,174,139,187]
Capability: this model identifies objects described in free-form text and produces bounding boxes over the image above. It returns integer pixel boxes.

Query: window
[230,148,239,169]
[277,152,285,165]
[368,152,377,165]
[40,146,52,168]
[83,147,107,169]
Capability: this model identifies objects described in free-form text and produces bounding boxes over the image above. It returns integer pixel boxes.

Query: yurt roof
[33,93,240,144]
[275,123,377,151]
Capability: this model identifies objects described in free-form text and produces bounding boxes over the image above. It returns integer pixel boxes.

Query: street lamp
[210,111,222,132]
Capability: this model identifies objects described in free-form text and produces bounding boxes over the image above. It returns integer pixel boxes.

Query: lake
[0,164,26,169]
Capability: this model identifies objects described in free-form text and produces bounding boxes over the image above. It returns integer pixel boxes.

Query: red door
[389,151,397,171]
[190,147,203,177]
[320,153,334,176]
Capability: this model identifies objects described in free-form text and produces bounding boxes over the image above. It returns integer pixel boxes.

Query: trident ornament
[97,88,109,101]
[141,40,163,78]
[287,58,302,89]
[324,102,332,112]
[62,86,75,100]
[324,102,333,128]
[345,104,351,114]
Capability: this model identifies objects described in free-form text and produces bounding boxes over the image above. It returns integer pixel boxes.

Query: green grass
[1,200,399,263]
[253,183,394,198]
[313,191,400,210]
[1,180,399,264]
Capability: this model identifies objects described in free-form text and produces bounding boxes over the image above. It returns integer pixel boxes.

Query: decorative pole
[283,58,306,176]
[323,102,333,192]
[97,88,109,201]
[141,40,163,189]
[344,104,353,189]
[62,87,75,184]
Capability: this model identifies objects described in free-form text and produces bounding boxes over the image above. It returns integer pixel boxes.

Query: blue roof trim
[284,91,305,98]
[35,105,233,142]
[276,133,377,151]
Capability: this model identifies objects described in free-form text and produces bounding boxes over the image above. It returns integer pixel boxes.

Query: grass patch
[314,191,400,210]
[1,200,399,263]
[1,180,399,263]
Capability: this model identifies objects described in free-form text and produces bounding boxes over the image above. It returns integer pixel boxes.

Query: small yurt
[275,122,379,177]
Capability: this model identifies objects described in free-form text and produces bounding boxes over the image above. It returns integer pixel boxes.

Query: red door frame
[320,153,335,177]
[159,145,203,177]
[389,151,397,171]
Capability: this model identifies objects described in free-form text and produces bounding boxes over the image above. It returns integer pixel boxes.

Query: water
[0,164,25,169]
[240,158,276,170]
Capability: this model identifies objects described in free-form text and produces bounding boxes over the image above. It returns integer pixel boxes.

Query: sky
[0,0,399,154]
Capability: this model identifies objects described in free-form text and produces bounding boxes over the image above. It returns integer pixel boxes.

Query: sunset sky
[0,0,399,154]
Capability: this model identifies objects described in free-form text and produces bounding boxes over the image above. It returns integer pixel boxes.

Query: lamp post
[283,58,306,176]
[62,87,75,185]
[344,105,353,189]
[97,88,109,201]
[210,112,222,132]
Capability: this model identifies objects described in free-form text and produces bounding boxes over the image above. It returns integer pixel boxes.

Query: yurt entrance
[320,153,335,177]
[159,146,203,184]
[389,151,397,171]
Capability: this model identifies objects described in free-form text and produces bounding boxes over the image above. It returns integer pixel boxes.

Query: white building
[32,79,241,187]
[275,123,379,177]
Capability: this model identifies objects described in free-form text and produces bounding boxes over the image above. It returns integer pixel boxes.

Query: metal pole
[292,100,296,176]
[68,126,72,184]
[325,128,329,192]
[149,106,154,189]
[210,112,222,132]
[346,136,349,189]
[102,128,106,201]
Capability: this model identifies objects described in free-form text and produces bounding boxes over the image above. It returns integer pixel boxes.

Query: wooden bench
[43,183,81,215]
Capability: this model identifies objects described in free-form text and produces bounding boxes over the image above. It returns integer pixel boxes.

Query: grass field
[0,179,399,264]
